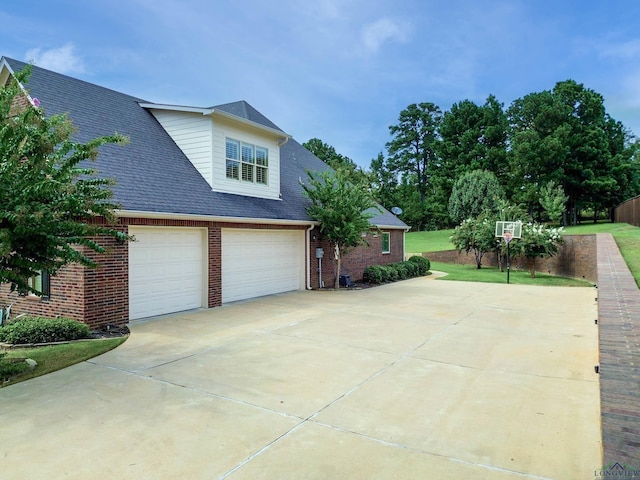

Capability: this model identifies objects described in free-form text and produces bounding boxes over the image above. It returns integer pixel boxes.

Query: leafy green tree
[448,169,505,224]
[539,181,569,224]
[0,66,129,294]
[385,103,442,229]
[449,213,497,269]
[301,168,380,289]
[510,223,563,278]
[437,95,508,207]
[303,137,369,185]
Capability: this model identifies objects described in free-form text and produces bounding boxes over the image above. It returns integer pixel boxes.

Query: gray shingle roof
[3,57,407,228]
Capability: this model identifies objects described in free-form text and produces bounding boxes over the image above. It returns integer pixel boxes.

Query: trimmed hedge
[0,316,90,344]
[363,257,431,285]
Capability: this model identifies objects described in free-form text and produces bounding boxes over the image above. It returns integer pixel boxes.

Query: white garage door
[222,229,305,303]
[129,227,205,320]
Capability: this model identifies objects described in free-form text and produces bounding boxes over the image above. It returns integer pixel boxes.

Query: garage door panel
[129,227,205,320]
[222,229,304,303]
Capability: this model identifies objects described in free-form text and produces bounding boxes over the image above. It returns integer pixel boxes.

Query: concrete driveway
[0,277,600,479]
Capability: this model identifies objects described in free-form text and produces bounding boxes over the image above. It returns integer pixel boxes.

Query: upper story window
[226,138,268,185]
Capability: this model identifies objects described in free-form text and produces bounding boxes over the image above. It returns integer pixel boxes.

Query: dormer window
[226,138,268,185]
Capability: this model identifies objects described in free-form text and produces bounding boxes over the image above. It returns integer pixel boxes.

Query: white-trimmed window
[25,271,50,299]
[382,232,390,254]
[226,138,268,185]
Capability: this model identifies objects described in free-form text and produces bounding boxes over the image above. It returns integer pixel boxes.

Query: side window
[382,232,390,254]
[26,271,51,299]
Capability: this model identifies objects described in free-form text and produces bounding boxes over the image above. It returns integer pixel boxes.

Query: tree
[539,181,568,224]
[301,168,380,288]
[449,213,497,269]
[303,137,369,185]
[510,223,563,278]
[385,103,442,229]
[436,95,508,207]
[0,66,129,294]
[448,169,505,224]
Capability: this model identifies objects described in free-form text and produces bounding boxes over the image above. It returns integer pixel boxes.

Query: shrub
[408,255,431,275]
[363,265,385,284]
[0,317,90,344]
[392,262,409,280]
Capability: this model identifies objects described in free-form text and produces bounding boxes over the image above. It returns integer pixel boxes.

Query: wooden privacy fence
[614,195,640,226]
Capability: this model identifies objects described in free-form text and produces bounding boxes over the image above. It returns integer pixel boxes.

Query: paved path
[0,278,600,479]
[597,233,640,468]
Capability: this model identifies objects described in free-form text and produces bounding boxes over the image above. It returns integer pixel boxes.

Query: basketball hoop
[495,220,522,285]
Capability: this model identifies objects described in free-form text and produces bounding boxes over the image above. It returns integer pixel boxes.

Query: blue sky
[2,1,639,167]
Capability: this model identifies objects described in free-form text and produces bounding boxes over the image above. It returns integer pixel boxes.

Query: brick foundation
[309,227,405,288]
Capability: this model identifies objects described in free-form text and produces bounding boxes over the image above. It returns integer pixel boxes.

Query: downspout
[306,224,315,290]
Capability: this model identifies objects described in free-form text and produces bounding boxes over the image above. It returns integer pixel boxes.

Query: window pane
[226,139,239,160]
[242,162,254,182]
[226,160,239,179]
[382,232,390,253]
[241,143,254,164]
[256,166,267,184]
[256,147,268,166]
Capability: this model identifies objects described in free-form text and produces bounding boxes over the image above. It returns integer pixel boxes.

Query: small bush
[0,317,90,345]
[408,255,431,275]
[392,262,410,280]
[403,261,419,277]
[363,265,385,284]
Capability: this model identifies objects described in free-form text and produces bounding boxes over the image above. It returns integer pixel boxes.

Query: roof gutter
[115,209,319,227]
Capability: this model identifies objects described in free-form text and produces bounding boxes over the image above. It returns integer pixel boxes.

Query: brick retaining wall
[425,235,597,283]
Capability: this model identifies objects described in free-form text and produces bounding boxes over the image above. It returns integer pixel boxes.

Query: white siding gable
[211,117,281,200]
[149,109,281,201]
[151,110,213,186]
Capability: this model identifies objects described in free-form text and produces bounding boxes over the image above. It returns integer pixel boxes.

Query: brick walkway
[597,233,640,467]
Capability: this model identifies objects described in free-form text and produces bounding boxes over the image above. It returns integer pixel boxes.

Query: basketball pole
[506,239,510,284]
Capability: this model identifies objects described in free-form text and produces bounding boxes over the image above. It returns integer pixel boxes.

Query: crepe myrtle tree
[0,66,129,295]
[301,168,380,289]
[510,223,563,278]
[449,212,498,269]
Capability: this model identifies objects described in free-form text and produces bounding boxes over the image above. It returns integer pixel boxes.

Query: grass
[430,261,593,286]
[405,228,455,253]
[407,221,640,286]
[1,336,127,387]
[564,222,640,286]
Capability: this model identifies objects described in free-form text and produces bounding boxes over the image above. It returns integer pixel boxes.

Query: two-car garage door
[129,226,305,320]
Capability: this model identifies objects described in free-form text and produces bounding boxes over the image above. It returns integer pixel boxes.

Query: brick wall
[0,263,86,322]
[309,227,405,288]
[426,234,597,283]
[2,218,405,325]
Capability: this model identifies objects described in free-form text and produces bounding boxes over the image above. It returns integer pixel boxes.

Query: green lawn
[405,228,455,253]
[408,222,640,286]
[430,261,593,286]
[2,336,127,387]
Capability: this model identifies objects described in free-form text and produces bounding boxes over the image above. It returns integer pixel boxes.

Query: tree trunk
[334,243,341,289]
[528,257,536,278]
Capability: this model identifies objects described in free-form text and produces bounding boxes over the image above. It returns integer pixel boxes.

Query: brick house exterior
[0,56,408,328]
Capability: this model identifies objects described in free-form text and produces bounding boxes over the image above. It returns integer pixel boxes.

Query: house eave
[115,209,317,226]
[138,102,291,140]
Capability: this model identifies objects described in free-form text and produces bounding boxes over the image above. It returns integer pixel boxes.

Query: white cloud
[25,44,85,74]
[598,39,640,59]
[361,18,409,53]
